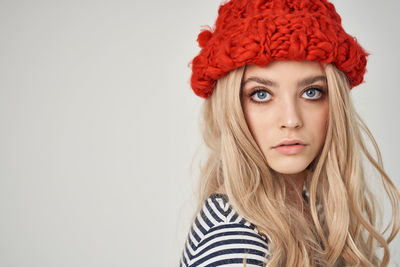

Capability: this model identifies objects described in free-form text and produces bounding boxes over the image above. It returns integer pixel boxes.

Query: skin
[240,60,329,203]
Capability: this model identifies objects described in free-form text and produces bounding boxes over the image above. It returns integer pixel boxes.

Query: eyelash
[248,87,326,104]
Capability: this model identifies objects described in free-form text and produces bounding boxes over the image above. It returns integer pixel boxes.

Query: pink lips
[274,139,305,147]
[274,144,305,155]
[275,145,305,155]
[272,139,307,155]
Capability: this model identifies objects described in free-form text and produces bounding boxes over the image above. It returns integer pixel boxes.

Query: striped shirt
[179,188,312,267]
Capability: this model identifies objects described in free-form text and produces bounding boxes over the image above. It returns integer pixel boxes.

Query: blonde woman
[179,0,400,266]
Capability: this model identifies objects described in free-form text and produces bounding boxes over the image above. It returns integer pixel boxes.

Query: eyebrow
[242,75,327,88]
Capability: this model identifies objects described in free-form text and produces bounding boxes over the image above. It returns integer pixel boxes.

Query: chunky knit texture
[190,0,369,98]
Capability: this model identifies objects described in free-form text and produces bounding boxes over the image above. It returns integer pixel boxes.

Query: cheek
[309,105,329,141]
[242,106,273,145]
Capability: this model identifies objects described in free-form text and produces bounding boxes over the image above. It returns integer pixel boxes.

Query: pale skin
[219,60,329,211]
[244,60,329,209]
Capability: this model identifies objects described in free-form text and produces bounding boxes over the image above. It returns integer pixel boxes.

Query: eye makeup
[243,85,327,105]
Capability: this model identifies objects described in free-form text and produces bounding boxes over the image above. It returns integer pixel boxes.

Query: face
[241,60,329,178]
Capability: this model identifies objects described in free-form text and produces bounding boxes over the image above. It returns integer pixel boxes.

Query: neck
[282,169,308,206]
[286,171,306,192]
[216,169,309,198]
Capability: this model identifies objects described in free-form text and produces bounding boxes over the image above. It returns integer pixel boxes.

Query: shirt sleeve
[180,222,271,267]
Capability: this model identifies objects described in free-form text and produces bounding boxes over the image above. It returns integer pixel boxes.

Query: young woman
[180,0,400,266]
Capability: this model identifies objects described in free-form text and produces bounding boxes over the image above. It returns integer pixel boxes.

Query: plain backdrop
[0,0,399,266]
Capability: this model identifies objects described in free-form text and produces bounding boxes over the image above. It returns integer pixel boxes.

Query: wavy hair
[193,63,400,266]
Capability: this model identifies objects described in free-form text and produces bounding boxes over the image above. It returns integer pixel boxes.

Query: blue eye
[303,88,323,99]
[248,87,325,104]
[250,90,271,102]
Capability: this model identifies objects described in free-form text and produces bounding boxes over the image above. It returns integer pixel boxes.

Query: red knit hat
[190,0,369,98]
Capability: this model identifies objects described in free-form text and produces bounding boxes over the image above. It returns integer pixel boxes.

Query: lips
[274,144,306,155]
[273,139,306,148]
[280,143,301,146]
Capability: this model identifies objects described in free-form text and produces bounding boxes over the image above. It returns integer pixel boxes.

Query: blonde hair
[194,63,400,266]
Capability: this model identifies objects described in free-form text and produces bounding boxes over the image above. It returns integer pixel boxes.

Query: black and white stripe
[179,194,271,267]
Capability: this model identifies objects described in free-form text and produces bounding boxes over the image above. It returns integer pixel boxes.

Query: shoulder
[180,194,271,267]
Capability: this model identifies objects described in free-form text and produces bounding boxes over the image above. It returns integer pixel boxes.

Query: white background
[0,0,399,266]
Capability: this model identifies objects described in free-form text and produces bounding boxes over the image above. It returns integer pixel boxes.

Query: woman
[180,0,400,266]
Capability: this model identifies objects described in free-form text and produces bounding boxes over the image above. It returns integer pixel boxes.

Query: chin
[271,167,307,175]
[267,160,312,175]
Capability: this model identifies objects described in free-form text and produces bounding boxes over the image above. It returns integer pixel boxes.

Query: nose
[279,98,303,129]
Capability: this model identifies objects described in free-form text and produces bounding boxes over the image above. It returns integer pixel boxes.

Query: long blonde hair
[194,63,400,266]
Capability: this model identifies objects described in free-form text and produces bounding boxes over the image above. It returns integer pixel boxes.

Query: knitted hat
[190,0,369,98]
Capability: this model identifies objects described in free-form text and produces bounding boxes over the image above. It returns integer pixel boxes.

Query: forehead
[243,60,326,83]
